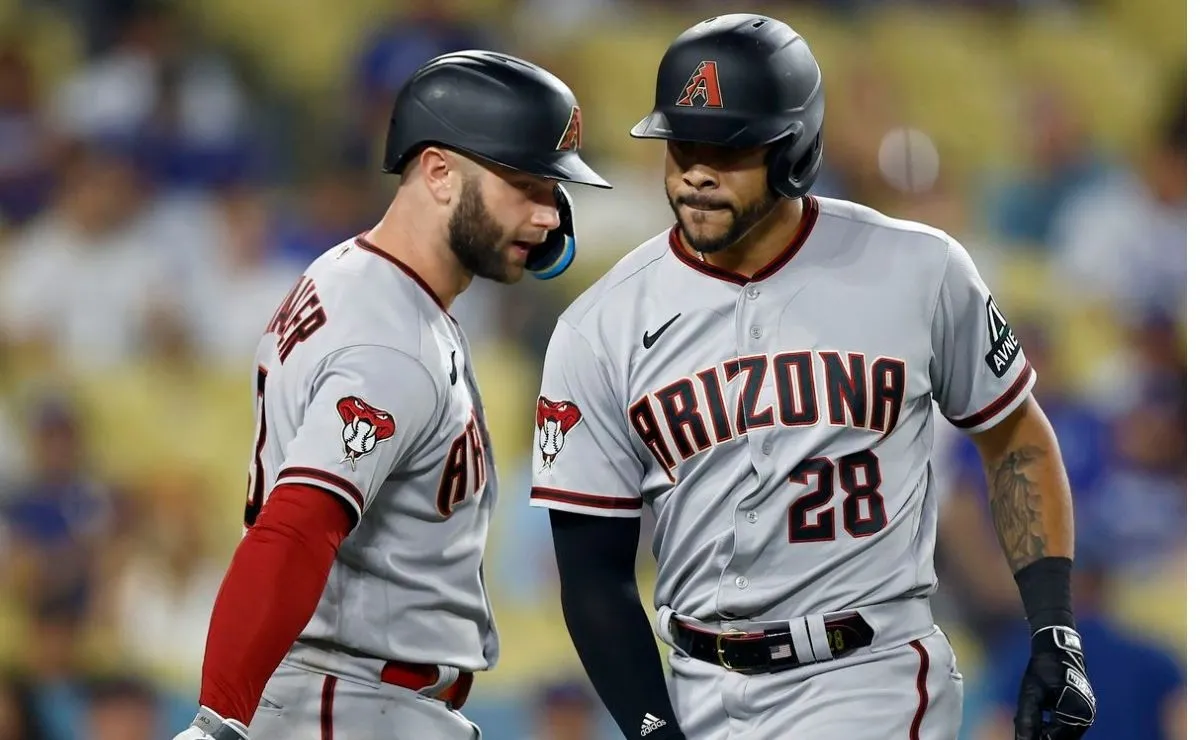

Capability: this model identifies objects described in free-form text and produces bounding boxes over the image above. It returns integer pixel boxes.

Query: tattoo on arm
[986,445,1048,572]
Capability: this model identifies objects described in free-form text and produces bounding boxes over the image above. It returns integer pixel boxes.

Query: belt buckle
[714,628,748,673]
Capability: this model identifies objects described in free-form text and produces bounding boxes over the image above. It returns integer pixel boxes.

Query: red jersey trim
[276,467,365,518]
[948,363,1034,430]
[908,639,931,738]
[668,195,820,286]
[531,486,643,511]
[355,235,448,313]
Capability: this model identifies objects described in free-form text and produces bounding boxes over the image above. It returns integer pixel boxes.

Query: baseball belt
[381,661,474,710]
[668,611,875,675]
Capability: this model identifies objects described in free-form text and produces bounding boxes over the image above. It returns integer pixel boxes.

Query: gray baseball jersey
[531,194,1035,624]
[248,235,500,674]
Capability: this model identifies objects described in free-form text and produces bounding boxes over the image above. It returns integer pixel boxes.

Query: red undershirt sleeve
[197,483,354,725]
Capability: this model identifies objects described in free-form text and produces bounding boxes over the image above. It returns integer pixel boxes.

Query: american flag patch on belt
[769,643,793,660]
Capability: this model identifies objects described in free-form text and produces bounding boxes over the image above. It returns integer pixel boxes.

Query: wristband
[1013,556,1075,633]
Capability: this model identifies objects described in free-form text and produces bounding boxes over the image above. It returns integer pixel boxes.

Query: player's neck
[688,197,806,277]
[365,200,473,310]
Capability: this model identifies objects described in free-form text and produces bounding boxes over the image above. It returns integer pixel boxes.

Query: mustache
[675,194,733,210]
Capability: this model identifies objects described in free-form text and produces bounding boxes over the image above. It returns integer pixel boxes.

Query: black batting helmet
[631,14,824,199]
[383,50,611,190]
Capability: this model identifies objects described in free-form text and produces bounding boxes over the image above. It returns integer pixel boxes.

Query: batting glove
[1014,625,1096,739]
[174,706,249,740]
[526,184,576,280]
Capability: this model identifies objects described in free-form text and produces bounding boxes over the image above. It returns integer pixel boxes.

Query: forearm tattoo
[986,445,1048,572]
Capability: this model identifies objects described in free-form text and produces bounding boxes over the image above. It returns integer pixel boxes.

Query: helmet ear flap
[767,132,823,199]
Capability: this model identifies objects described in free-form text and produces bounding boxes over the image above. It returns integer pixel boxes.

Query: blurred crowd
[0,0,1184,738]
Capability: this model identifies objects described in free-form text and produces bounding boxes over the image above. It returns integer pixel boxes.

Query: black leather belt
[669,612,875,674]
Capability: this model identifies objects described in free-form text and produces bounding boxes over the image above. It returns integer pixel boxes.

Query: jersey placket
[716,279,778,615]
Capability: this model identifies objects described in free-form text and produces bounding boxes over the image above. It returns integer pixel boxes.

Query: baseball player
[171,51,610,740]
[531,14,1096,740]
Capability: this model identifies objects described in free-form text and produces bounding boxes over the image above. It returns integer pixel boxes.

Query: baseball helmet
[630,14,825,199]
[383,50,611,279]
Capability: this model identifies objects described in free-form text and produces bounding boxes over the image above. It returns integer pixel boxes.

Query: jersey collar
[669,195,819,286]
[355,235,449,314]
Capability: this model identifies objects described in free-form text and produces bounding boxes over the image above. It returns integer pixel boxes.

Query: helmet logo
[556,105,583,151]
[675,60,724,108]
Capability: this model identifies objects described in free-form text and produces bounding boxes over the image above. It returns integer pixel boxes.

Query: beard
[669,186,780,254]
[448,176,522,283]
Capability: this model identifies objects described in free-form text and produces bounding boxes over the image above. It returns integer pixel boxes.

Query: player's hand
[1013,626,1096,739]
[174,706,250,740]
[526,183,576,280]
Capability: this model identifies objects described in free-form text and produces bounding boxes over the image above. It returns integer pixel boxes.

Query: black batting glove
[1014,625,1097,740]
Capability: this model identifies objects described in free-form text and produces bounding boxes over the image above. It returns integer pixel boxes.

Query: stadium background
[0,0,1184,737]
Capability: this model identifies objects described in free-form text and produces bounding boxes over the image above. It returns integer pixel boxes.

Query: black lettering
[467,416,487,493]
[697,367,733,443]
[724,355,773,434]
[870,358,906,434]
[822,351,868,428]
[775,352,818,426]
[629,396,676,480]
[435,419,487,518]
[436,434,468,517]
[654,379,711,461]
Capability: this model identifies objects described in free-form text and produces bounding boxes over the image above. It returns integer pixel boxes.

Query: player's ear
[417,146,457,206]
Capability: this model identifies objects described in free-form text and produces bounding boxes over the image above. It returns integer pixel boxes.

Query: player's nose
[681,165,718,190]
[530,202,561,233]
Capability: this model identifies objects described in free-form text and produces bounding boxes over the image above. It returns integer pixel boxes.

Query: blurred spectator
[0,670,47,740]
[273,165,379,267]
[1084,370,1185,573]
[1048,72,1185,323]
[49,0,255,190]
[0,41,58,228]
[0,141,173,371]
[22,589,91,740]
[103,468,225,690]
[179,184,303,366]
[0,393,114,618]
[525,680,602,740]
[83,675,161,740]
[347,0,498,164]
[979,81,1110,247]
[976,538,1186,740]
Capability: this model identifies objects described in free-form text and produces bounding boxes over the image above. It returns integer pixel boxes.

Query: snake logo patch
[337,396,396,470]
[536,396,582,470]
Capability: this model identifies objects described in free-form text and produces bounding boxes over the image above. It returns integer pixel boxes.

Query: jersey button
[762,441,773,455]
[746,511,759,523]
[750,326,762,339]
[747,286,760,300]
[735,576,749,589]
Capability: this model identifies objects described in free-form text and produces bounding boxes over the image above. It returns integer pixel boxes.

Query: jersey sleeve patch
[984,295,1022,379]
[337,396,396,471]
[535,396,582,470]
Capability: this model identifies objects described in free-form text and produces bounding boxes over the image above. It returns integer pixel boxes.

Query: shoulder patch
[984,296,1022,378]
[337,396,396,470]
[536,396,582,470]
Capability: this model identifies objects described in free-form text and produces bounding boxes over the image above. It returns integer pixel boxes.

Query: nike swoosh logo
[449,350,458,385]
[643,313,682,349]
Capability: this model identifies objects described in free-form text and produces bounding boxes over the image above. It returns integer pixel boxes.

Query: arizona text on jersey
[531,195,1035,622]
